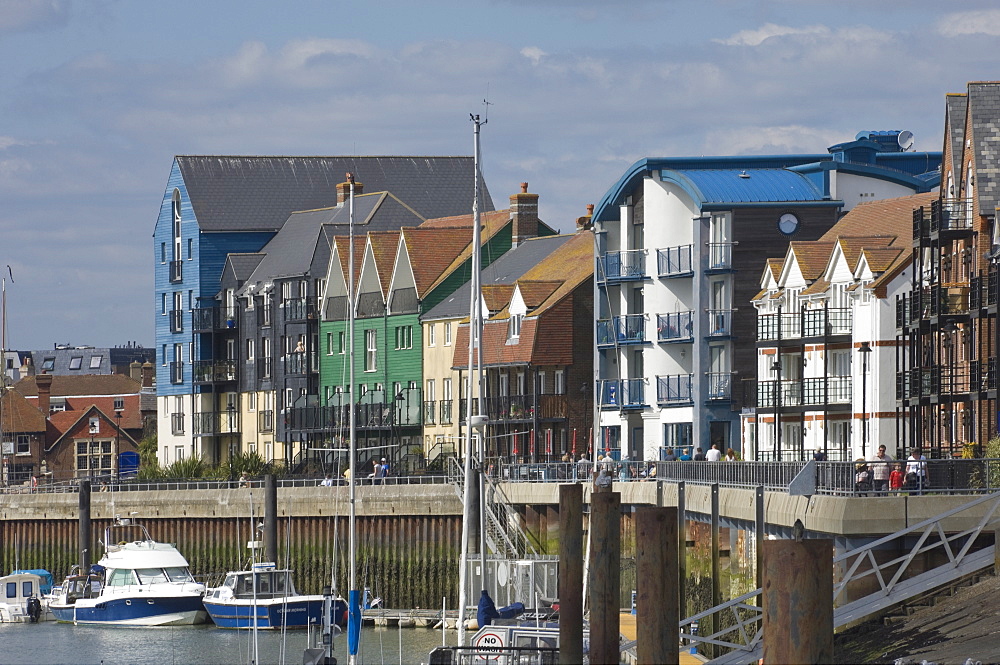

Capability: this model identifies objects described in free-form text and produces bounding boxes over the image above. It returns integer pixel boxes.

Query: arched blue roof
[663,168,826,206]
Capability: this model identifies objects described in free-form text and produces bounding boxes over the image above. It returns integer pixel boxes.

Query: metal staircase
[448,456,538,559]
[661,491,1000,664]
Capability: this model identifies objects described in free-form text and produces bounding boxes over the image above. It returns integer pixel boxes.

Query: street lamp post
[859,341,872,457]
[772,359,782,461]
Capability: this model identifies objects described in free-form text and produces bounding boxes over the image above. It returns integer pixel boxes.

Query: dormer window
[508,314,523,341]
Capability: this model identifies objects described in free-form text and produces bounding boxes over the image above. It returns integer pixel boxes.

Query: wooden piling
[636,506,678,665]
[79,480,92,571]
[589,490,620,665]
[762,538,833,664]
[264,474,277,564]
[558,484,583,665]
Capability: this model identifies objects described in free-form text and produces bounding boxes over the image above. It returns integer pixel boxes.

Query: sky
[1,0,999,351]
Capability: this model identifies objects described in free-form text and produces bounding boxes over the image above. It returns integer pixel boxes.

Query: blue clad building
[590,131,941,461]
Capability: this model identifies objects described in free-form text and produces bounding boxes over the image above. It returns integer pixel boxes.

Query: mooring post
[677,480,686,618]
[589,489,620,665]
[709,483,720,659]
[755,485,765,589]
[79,479,92,572]
[762,537,834,664]
[264,473,278,564]
[636,506,679,665]
[559,483,583,665]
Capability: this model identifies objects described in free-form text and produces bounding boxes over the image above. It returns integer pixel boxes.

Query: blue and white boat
[48,516,207,626]
[204,562,347,630]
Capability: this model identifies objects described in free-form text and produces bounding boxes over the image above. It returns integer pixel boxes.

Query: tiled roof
[967,82,1000,217]
[799,278,830,297]
[836,236,895,270]
[516,281,562,309]
[512,232,593,315]
[421,210,518,295]
[765,258,783,281]
[400,227,474,297]
[14,374,141,397]
[789,242,836,280]
[368,231,401,296]
[0,389,45,433]
[820,192,936,243]
[862,247,903,273]
[481,285,515,312]
[176,156,493,232]
[333,236,365,290]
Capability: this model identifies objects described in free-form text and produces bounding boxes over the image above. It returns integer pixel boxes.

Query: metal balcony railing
[282,298,316,322]
[706,372,733,400]
[193,359,237,383]
[657,245,693,277]
[192,411,239,436]
[439,400,453,425]
[169,309,184,333]
[757,379,803,408]
[423,401,436,425]
[283,352,317,375]
[601,250,646,281]
[258,410,274,433]
[706,309,734,337]
[599,378,645,408]
[597,315,646,346]
[931,198,974,232]
[756,312,801,341]
[169,361,184,384]
[706,242,735,270]
[656,374,692,405]
[657,311,694,343]
[169,260,183,283]
[802,308,853,337]
[802,376,852,405]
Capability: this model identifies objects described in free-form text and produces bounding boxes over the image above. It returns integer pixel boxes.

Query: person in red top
[889,463,906,492]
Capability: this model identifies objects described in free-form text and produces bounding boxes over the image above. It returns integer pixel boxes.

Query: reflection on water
[0,621,448,665]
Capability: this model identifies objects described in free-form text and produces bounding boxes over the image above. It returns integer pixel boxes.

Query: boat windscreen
[164,567,194,583]
[135,568,169,584]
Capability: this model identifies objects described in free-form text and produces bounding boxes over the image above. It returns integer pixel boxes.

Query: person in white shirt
[705,443,723,462]
[905,448,929,493]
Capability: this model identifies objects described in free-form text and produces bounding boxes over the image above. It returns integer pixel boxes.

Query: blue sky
[1,0,999,349]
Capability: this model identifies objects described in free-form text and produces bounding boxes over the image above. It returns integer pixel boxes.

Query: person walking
[906,448,929,494]
[693,447,706,461]
[868,445,894,494]
[577,454,591,481]
[705,443,722,462]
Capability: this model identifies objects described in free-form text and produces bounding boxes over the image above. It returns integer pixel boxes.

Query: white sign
[474,630,505,661]
[1,442,13,455]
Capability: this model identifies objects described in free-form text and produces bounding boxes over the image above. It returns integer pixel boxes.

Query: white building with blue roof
[591,131,940,461]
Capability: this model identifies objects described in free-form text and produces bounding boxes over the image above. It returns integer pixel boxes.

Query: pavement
[619,613,707,664]
[834,572,1000,664]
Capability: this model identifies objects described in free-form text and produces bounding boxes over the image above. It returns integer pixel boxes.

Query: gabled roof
[835,236,896,270]
[368,231,401,296]
[966,82,1000,217]
[788,242,836,280]
[175,156,493,232]
[820,192,937,244]
[0,389,46,433]
[224,253,265,287]
[46,404,140,454]
[14,374,141,397]
[481,285,516,311]
[515,281,562,309]
[333,236,366,291]
[861,247,903,273]
[399,227,474,297]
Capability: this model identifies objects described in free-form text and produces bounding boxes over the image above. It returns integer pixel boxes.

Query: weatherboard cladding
[175,156,493,232]
[968,83,1000,218]
[667,168,826,205]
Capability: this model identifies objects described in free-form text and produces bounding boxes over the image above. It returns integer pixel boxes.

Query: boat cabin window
[164,567,194,583]
[5,582,16,598]
[223,574,237,589]
[108,569,137,586]
[136,568,169,585]
[22,581,34,597]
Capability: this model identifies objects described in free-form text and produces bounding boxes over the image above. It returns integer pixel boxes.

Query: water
[0,621,449,665]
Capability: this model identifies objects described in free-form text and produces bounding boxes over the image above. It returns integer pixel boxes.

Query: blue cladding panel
[665,169,825,205]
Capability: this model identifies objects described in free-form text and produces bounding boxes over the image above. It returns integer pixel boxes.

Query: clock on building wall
[778,212,800,236]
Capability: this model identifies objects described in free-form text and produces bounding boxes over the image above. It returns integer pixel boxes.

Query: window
[15,434,29,455]
[444,322,452,346]
[187,238,192,260]
[538,371,546,395]
[365,329,377,372]
[281,282,292,302]
[161,344,167,366]
[69,356,83,370]
[160,242,166,263]
[161,293,167,315]
[246,338,255,361]
[89,355,102,369]
[426,379,436,402]
[395,325,412,350]
[508,314,522,341]
[114,397,124,411]
[41,357,55,372]
[326,332,333,355]
[427,324,436,347]
[443,378,452,401]
[338,331,346,354]
[49,399,66,413]
[555,370,565,395]
[664,423,693,453]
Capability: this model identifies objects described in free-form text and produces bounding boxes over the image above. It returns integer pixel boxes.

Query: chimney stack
[336,175,363,205]
[129,361,142,382]
[576,204,595,231]
[510,182,539,247]
[141,362,154,388]
[36,373,53,416]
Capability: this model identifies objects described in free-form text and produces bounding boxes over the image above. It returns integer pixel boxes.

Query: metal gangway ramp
[665,491,1000,665]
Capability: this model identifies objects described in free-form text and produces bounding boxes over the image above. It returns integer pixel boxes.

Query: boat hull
[49,595,207,626]
[204,596,348,630]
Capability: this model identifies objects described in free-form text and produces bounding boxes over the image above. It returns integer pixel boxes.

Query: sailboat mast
[1,274,7,488]
[457,113,486,646]
[347,173,361,663]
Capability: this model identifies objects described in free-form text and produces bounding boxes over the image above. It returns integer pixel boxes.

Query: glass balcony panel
[657,245,693,276]
[601,250,646,281]
[657,311,694,342]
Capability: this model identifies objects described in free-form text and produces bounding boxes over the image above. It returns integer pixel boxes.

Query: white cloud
[703,125,844,156]
[715,23,831,47]
[937,10,1000,37]
[520,46,547,65]
[0,0,69,34]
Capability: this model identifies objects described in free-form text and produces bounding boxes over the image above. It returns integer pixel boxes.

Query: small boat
[48,516,207,626]
[203,562,348,630]
[0,570,52,623]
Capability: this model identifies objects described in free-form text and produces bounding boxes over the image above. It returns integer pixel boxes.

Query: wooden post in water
[79,480,92,572]
[264,474,278,564]
[709,483,720,659]
[558,484,583,665]
[589,489,620,665]
[677,481,686,618]
[636,506,678,665]
[762,538,833,664]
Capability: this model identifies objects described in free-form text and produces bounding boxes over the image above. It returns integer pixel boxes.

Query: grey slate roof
[945,94,967,191]
[225,253,266,286]
[421,234,575,321]
[239,192,426,293]
[968,83,1000,217]
[176,156,493,233]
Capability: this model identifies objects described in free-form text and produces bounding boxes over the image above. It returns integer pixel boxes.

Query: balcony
[656,374,692,405]
[706,309,734,338]
[706,243,736,271]
[657,311,694,343]
[706,372,733,400]
[895,295,910,330]
[283,352,317,375]
[599,379,645,409]
[169,309,184,333]
[802,377,852,405]
[939,285,970,315]
[192,306,238,331]
[424,401,436,425]
[931,199,974,233]
[169,361,184,384]
[193,411,239,436]
[169,260,183,283]
[439,400,453,425]
[802,308,852,337]
[193,359,237,383]
[757,312,802,342]
[756,379,803,408]
[657,245,693,277]
[257,358,273,381]
[597,315,647,347]
[282,298,316,323]
[258,410,274,433]
[601,250,646,282]
[170,412,185,435]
